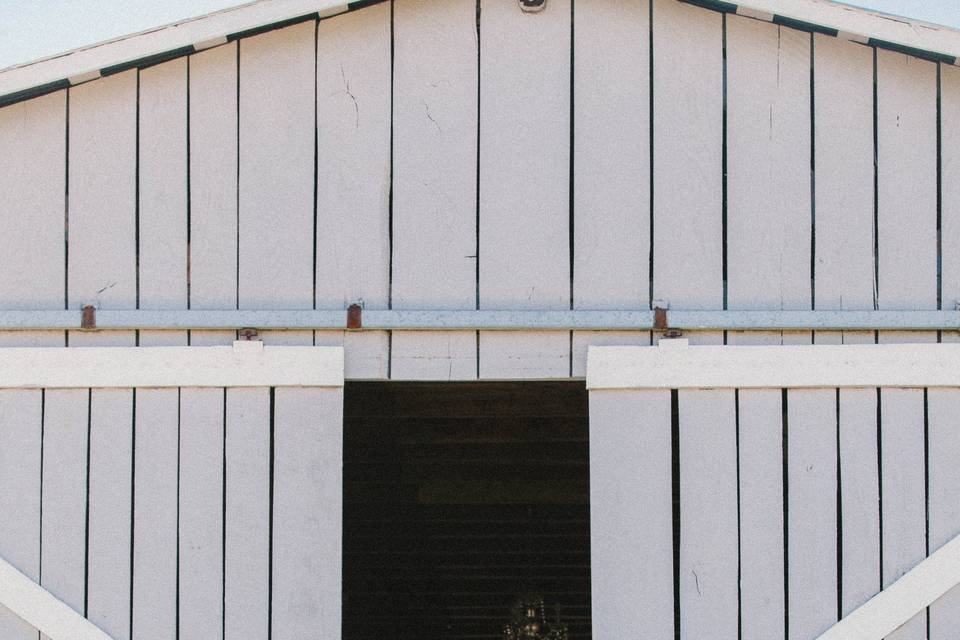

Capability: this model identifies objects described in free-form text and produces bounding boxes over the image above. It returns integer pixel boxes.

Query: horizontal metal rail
[0,309,958,332]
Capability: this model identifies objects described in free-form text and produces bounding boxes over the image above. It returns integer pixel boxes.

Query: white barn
[1,0,960,638]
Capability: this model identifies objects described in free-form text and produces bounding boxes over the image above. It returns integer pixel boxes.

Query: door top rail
[587,340,960,390]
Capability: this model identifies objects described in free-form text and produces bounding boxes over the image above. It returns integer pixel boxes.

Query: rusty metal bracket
[81,305,96,330]
[654,305,683,338]
[346,304,363,330]
[654,307,668,331]
[238,328,259,341]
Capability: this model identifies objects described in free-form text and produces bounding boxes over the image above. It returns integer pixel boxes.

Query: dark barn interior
[342,381,591,639]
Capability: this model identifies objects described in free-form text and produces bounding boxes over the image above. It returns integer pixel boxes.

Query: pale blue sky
[1,0,959,70]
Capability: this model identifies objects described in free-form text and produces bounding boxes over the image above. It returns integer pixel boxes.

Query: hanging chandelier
[502,594,569,640]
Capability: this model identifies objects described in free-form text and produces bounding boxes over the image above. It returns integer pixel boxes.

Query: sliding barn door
[588,342,960,640]
[0,344,343,640]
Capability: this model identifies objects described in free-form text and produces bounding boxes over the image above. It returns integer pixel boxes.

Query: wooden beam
[0,342,343,389]
[0,554,113,640]
[588,341,960,390]
[816,532,960,640]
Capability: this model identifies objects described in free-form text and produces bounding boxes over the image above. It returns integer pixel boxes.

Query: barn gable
[2,1,960,639]
[2,0,959,375]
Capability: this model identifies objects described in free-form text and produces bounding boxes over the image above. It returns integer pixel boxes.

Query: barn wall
[2,3,960,637]
[0,385,343,640]
[0,0,955,378]
[590,385,960,640]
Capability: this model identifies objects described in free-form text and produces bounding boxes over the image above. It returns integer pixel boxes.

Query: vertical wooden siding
[132,389,178,639]
[478,0,571,378]
[0,387,340,640]
[138,60,189,348]
[589,389,672,639]
[0,0,955,377]
[240,21,315,347]
[391,0,478,380]
[726,16,811,347]
[570,0,651,375]
[67,71,137,348]
[652,0,723,347]
[812,34,875,347]
[315,3,392,377]
[189,42,239,348]
[0,391,43,639]
[678,390,738,638]
[0,91,64,637]
[39,390,89,640]
[590,386,960,640]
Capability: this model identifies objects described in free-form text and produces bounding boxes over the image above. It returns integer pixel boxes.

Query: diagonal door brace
[817,532,960,640]
[0,555,113,640]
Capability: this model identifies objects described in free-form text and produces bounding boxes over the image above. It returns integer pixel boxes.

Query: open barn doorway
[343,382,591,639]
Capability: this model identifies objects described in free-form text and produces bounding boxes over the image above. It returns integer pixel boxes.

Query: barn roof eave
[1,0,959,109]
[0,0,380,107]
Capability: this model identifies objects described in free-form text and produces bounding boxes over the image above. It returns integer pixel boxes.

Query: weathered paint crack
[422,100,441,132]
[339,62,359,129]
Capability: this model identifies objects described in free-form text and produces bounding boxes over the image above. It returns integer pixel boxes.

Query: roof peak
[2,0,959,109]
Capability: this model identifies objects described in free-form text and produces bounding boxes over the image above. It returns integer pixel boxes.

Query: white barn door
[0,343,343,640]
[588,341,960,640]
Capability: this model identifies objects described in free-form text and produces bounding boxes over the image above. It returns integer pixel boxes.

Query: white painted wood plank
[813,35,874,313]
[390,0,478,380]
[573,0,649,311]
[68,71,137,348]
[178,388,224,640]
[816,530,960,640]
[0,342,344,389]
[478,332,570,380]
[316,5,390,312]
[316,5,391,371]
[189,41,239,348]
[40,389,89,625]
[0,92,65,348]
[877,50,937,346]
[812,35,875,348]
[737,389,785,640]
[942,64,960,347]
[838,388,880,616]
[589,389,673,640]
[927,388,960,637]
[880,388,927,640]
[86,389,132,640]
[139,58,188,348]
[0,390,43,638]
[0,555,112,640]
[652,0,722,346]
[390,332,478,381]
[587,342,960,390]
[787,388,838,640]
[131,389,178,639]
[727,18,810,348]
[224,388,270,640]
[813,329,876,346]
[240,22,314,347]
[271,387,343,640]
[571,0,649,370]
[478,0,570,376]
[679,389,738,639]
